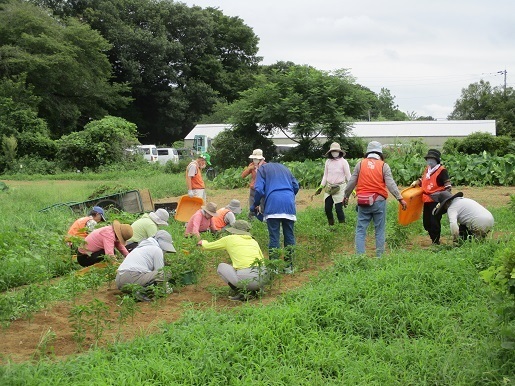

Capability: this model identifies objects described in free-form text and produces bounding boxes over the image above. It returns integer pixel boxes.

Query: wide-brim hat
[366,141,383,155]
[433,191,464,216]
[201,202,218,217]
[225,220,251,235]
[325,142,346,157]
[113,220,133,246]
[424,149,441,163]
[226,199,242,214]
[248,149,265,160]
[154,230,176,253]
[149,208,169,225]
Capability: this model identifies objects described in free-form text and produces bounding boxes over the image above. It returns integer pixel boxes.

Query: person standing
[343,141,407,257]
[116,230,176,301]
[76,220,133,267]
[410,149,452,245]
[314,142,352,225]
[184,202,219,240]
[185,155,208,201]
[212,199,242,232]
[198,220,269,301]
[433,191,494,243]
[252,162,299,274]
[125,208,169,251]
[241,149,267,219]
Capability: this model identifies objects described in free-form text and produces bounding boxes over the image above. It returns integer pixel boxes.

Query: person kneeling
[198,220,269,301]
[116,230,176,302]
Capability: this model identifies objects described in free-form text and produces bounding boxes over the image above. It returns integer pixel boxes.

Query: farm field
[0,179,514,384]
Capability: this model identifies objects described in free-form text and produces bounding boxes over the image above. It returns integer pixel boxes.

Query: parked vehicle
[137,145,158,163]
[157,148,179,164]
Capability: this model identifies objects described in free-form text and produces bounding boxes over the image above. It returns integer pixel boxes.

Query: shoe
[328,218,335,226]
[283,266,295,274]
[229,293,246,301]
[134,291,152,302]
[165,284,173,294]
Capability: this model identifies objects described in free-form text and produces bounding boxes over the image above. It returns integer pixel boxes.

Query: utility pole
[497,69,507,96]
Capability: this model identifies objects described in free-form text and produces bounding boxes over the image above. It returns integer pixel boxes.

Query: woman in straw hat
[315,142,352,225]
[126,208,170,251]
[184,202,219,241]
[241,149,266,219]
[77,220,133,267]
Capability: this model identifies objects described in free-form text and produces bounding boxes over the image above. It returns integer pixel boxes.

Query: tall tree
[448,80,515,137]
[0,0,131,137]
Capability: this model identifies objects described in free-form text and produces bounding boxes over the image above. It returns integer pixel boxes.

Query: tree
[0,0,131,137]
[448,80,515,138]
[370,88,409,121]
[228,65,374,161]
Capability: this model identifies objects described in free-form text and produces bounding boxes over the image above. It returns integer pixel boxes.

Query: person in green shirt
[198,220,269,301]
[126,208,169,251]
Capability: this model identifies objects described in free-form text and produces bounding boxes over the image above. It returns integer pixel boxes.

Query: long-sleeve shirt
[200,235,264,270]
[320,158,351,186]
[241,160,266,188]
[344,155,403,200]
[117,238,164,273]
[447,197,494,238]
[78,225,129,257]
[185,209,217,238]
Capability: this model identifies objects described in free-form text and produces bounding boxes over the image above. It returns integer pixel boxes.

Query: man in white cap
[241,149,266,219]
[212,199,242,231]
[433,191,494,243]
[198,220,269,301]
[343,141,407,257]
[116,230,176,301]
[186,155,208,201]
[126,208,170,251]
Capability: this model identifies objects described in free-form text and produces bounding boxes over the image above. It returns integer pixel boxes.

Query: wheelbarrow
[174,195,204,222]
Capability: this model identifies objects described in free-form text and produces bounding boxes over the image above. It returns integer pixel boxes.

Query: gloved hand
[343,197,349,208]
[352,190,356,198]
[188,190,194,198]
[410,179,420,188]
[314,185,323,195]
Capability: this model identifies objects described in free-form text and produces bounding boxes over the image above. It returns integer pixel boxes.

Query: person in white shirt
[433,191,494,242]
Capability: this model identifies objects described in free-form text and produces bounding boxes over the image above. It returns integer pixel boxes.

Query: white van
[157,148,179,165]
[137,145,158,163]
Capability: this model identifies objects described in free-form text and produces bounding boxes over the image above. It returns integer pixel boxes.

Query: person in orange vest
[343,141,407,257]
[185,155,208,201]
[212,199,242,232]
[66,206,106,249]
[410,149,452,245]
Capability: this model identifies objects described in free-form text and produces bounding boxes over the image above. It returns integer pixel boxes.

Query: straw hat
[201,202,218,217]
[149,208,169,225]
[225,199,242,214]
[154,230,176,253]
[248,149,265,160]
[325,142,346,157]
[225,220,251,235]
[432,191,464,216]
[112,220,133,246]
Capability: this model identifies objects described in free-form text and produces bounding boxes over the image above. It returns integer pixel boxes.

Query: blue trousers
[266,218,296,264]
[355,200,386,257]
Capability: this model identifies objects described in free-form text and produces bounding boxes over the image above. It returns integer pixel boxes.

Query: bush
[457,132,511,156]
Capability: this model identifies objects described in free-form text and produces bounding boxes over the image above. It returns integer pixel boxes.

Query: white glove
[188,190,194,198]
[410,180,420,188]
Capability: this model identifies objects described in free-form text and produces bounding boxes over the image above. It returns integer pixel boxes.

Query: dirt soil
[1,185,512,364]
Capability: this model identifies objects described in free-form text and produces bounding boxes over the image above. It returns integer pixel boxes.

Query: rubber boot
[328,218,335,226]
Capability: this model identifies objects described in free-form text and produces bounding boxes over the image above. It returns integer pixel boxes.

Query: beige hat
[201,202,218,217]
[225,220,251,235]
[112,220,133,246]
[149,208,169,225]
[226,199,242,214]
[248,149,265,160]
[325,142,346,157]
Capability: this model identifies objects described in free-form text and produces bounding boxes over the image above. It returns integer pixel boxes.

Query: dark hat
[432,191,463,216]
[424,149,441,163]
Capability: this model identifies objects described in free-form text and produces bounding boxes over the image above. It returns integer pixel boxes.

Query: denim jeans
[267,218,296,264]
[355,199,386,257]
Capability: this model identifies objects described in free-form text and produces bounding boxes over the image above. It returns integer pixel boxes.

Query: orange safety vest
[186,161,205,189]
[212,208,230,230]
[356,158,388,199]
[421,166,446,203]
[67,216,92,239]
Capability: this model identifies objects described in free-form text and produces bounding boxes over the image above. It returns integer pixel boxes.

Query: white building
[184,120,496,150]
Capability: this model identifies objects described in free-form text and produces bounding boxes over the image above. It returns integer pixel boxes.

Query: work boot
[328,218,335,226]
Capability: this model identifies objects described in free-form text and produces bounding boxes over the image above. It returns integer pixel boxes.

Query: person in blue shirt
[251,162,299,274]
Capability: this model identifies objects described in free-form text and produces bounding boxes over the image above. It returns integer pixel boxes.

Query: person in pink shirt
[184,202,218,241]
[77,220,133,267]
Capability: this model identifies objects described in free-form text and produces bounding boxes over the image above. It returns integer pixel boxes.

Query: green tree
[228,65,373,161]
[448,80,515,138]
[0,0,131,137]
[370,88,409,121]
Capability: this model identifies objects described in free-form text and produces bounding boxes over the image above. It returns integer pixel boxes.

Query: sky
[180,0,514,120]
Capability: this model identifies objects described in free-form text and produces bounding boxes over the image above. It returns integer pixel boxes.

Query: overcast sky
[180,0,514,120]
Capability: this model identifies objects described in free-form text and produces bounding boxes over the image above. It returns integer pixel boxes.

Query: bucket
[398,187,423,225]
[174,195,204,222]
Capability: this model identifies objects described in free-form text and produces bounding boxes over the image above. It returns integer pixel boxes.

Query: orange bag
[398,187,423,225]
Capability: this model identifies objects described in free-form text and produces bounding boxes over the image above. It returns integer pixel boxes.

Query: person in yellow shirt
[198,220,269,301]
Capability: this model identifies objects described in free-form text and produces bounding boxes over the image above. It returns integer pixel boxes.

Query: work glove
[410,180,420,188]
[343,197,349,208]
[314,185,323,195]
[188,190,194,198]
